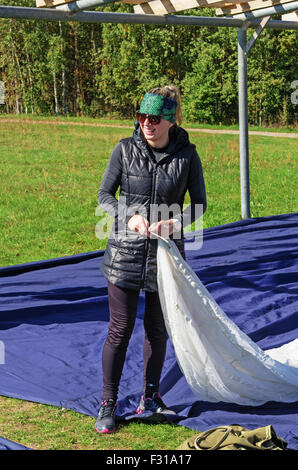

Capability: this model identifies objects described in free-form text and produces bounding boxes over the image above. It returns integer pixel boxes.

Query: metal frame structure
[0,3,297,219]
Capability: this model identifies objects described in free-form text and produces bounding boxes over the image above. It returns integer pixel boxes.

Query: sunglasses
[137,113,166,125]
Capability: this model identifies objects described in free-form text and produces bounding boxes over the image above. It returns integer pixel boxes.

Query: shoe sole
[94,424,117,434]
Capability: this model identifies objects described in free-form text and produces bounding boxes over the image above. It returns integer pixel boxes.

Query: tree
[0,1,296,125]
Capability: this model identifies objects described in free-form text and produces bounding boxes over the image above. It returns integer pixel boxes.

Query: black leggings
[102,281,167,401]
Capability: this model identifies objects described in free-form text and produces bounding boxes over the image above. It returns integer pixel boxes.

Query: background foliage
[0,0,297,125]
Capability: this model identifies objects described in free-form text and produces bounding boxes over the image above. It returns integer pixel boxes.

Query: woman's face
[140,116,173,148]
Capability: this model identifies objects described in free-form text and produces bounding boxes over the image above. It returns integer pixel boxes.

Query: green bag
[177,424,288,451]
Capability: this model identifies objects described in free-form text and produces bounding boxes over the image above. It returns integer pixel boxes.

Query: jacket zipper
[140,163,157,289]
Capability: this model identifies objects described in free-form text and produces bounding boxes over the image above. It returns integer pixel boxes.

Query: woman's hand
[127,214,150,237]
[148,219,181,238]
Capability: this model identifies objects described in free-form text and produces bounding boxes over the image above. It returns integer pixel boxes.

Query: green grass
[1,118,297,267]
[0,117,297,450]
[0,396,197,450]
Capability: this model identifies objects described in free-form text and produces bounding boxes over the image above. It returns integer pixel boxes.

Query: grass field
[0,117,297,450]
[1,117,297,267]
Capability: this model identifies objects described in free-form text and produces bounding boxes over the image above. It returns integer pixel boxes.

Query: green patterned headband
[139,92,177,123]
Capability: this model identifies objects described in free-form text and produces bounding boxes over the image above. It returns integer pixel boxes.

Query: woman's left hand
[149,219,181,238]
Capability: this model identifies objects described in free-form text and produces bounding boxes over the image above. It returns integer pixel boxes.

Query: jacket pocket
[113,246,144,274]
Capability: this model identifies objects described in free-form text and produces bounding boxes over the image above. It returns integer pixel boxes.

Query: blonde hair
[148,85,183,126]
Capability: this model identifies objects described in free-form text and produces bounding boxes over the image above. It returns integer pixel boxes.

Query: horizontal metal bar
[0,5,298,29]
[0,5,243,25]
[234,0,298,19]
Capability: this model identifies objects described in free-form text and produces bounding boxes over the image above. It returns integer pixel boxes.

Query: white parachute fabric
[156,236,298,406]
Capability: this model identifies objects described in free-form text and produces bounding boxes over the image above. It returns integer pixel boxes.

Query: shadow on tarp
[0,213,297,450]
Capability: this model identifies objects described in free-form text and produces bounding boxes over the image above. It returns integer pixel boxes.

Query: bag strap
[194,427,232,450]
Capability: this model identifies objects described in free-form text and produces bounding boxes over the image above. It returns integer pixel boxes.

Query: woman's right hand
[127,214,150,237]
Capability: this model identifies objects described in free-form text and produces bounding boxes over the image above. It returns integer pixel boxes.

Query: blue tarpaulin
[0,213,297,450]
[0,437,31,450]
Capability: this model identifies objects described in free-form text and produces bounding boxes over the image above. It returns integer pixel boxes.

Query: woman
[96,85,207,434]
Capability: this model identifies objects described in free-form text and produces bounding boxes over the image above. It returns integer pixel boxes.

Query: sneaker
[95,399,117,434]
[136,392,176,416]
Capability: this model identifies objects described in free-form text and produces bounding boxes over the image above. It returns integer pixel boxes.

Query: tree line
[0,0,297,125]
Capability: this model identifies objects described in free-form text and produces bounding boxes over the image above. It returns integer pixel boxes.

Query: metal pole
[0,6,298,29]
[246,15,271,53]
[0,6,243,24]
[234,0,298,19]
[238,24,250,219]
[0,4,296,223]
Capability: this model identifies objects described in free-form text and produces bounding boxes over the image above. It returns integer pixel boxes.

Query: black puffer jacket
[98,123,206,292]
